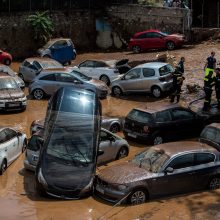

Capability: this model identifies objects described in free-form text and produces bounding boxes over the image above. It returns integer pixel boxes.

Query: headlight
[38,168,48,187]
[117,184,127,190]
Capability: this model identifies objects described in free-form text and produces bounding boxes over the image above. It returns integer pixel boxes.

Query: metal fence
[0,0,138,12]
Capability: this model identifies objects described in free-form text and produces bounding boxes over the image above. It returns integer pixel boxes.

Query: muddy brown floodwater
[1,43,220,220]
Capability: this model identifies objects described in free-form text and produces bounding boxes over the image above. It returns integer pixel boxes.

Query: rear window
[159,64,174,76]
[127,109,153,123]
[200,126,220,144]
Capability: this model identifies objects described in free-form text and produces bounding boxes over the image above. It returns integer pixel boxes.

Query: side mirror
[98,149,104,156]
[164,167,174,174]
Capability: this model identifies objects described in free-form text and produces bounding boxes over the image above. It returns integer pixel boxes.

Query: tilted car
[28,68,109,100]
[0,65,25,89]
[0,74,27,111]
[0,127,27,175]
[30,116,123,135]
[95,141,220,205]
[24,128,129,172]
[0,49,12,66]
[123,104,210,145]
[73,59,124,86]
[18,57,63,83]
[37,38,76,65]
[128,29,186,53]
[110,62,173,98]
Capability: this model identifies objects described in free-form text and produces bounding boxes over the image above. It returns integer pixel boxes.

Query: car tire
[0,159,7,175]
[109,123,120,133]
[100,75,110,86]
[209,177,220,190]
[33,89,45,100]
[132,45,141,54]
[22,139,27,153]
[152,134,163,145]
[166,41,175,50]
[116,146,128,160]
[112,86,123,96]
[36,180,48,197]
[151,86,162,98]
[127,188,148,205]
[4,58,11,66]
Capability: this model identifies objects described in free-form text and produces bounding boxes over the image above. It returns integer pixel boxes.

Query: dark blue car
[38,38,76,65]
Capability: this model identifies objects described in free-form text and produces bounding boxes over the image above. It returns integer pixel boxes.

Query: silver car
[0,127,27,175]
[18,57,63,83]
[24,128,129,171]
[28,68,109,100]
[110,62,174,98]
[0,64,25,89]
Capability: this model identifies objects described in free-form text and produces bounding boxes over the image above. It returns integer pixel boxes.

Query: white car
[0,127,27,175]
[73,59,122,86]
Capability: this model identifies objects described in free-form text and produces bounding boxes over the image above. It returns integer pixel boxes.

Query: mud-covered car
[95,141,220,205]
[0,74,27,111]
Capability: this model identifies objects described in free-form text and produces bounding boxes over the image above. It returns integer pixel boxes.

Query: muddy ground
[1,43,220,220]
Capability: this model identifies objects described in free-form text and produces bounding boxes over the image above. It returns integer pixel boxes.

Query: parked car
[30,116,123,135]
[37,38,76,65]
[73,59,125,86]
[0,64,25,89]
[18,57,63,83]
[0,127,27,175]
[111,62,174,98]
[128,29,186,53]
[28,68,109,100]
[123,104,210,145]
[0,49,12,66]
[35,87,101,199]
[0,74,27,111]
[24,128,129,172]
[200,123,220,149]
[95,141,220,204]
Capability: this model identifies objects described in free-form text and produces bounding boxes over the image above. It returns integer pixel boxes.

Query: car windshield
[131,148,170,173]
[127,109,153,123]
[43,40,54,49]
[159,64,174,76]
[159,31,168,36]
[39,60,63,69]
[0,66,16,77]
[200,126,220,144]
[0,78,19,89]
[71,70,91,81]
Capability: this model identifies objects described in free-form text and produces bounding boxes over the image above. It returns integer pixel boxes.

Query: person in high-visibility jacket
[170,69,185,103]
[202,70,216,111]
[204,51,216,76]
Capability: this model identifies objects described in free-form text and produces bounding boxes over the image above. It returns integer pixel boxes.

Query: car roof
[24,57,58,63]
[154,141,218,157]
[40,68,72,74]
[134,62,169,69]
[206,123,220,130]
[48,38,71,43]
[134,103,182,114]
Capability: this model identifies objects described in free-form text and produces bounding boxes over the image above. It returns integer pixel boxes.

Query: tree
[27,11,54,43]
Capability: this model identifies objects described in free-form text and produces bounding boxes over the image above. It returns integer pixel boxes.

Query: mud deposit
[1,43,220,220]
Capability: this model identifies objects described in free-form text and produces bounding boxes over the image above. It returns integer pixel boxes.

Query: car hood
[0,88,25,100]
[111,74,124,82]
[89,79,108,89]
[168,34,185,40]
[98,162,154,184]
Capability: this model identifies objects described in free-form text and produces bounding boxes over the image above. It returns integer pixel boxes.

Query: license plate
[127,133,137,138]
[8,103,19,107]
[96,185,104,194]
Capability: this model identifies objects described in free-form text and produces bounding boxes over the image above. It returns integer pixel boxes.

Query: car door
[38,73,57,95]
[142,32,158,49]
[78,61,97,79]
[97,130,116,164]
[0,130,9,162]
[142,68,157,91]
[170,108,202,139]
[150,32,166,48]
[119,68,142,92]
[149,153,195,197]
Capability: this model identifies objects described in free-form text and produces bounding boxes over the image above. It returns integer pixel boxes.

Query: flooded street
[1,43,220,220]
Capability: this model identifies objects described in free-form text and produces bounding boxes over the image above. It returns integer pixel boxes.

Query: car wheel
[132,45,141,54]
[128,189,148,205]
[152,135,163,145]
[18,73,25,82]
[4,58,11,66]
[209,177,220,190]
[22,139,27,153]
[151,86,162,98]
[109,123,120,133]
[33,89,45,100]
[166,41,175,50]
[0,159,7,175]
[112,86,123,96]
[116,146,128,160]
[100,75,110,86]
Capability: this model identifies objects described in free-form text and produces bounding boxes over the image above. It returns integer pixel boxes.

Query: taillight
[143,126,149,133]
[159,77,165,82]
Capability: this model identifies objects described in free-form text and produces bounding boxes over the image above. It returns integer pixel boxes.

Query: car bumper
[159,81,173,92]
[123,129,152,143]
[0,101,27,111]
[24,159,36,172]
